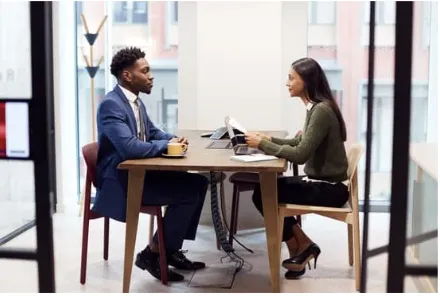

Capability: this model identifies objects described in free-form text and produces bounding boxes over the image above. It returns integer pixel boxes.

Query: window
[172,1,178,23]
[75,1,178,199]
[364,1,395,25]
[422,1,432,48]
[76,1,83,24]
[308,1,435,209]
[113,1,148,24]
[308,1,336,25]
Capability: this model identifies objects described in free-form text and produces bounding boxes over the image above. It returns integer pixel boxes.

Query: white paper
[230,154,277,162]
[5,102,29,158]
[228,117,247,133]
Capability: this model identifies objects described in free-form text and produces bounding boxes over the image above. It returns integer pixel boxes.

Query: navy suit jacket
[93,85,174,222]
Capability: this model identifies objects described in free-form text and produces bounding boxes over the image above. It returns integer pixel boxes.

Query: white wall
[52,1,79,212]
[179,1,308,135]
[178,1,308,227]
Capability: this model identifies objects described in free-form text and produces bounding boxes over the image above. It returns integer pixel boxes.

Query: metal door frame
[0,2,56,292]
[360,1,438,292]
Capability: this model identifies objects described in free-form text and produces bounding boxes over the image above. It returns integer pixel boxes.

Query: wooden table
[118,130,288,293]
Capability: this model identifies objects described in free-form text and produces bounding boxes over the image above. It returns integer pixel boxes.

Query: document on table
[230,154,278,162]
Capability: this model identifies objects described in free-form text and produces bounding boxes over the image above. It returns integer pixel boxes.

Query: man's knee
[184,173,208,201]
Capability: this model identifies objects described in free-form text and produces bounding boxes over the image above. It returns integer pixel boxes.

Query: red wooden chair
[80,142,168,285]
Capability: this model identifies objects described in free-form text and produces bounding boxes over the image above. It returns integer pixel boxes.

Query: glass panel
[0,1,35,241]
[0,160,35,239]
[405,1,437,292]
[76,1,107,197]
[75,1,179,199]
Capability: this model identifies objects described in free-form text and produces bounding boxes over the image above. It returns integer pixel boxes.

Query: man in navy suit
[94,47,209,282]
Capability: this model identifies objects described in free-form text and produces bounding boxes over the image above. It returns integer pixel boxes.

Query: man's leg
[135,170,208,281]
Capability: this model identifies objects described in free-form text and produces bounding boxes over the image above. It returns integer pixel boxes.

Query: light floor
[0,211,418,293]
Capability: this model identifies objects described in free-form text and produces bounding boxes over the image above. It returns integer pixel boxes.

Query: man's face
[123,58,154,94]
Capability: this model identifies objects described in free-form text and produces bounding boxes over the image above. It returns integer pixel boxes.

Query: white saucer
[162,153,186,158]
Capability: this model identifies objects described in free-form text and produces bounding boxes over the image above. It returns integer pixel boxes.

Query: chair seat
[229,172,260,184]
[279,202,352,213]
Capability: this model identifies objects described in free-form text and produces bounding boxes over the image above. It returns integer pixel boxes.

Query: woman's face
[286,68,305,98]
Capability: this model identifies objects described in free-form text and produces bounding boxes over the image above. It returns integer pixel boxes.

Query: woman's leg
[252,177,348,257]
[251,176,304,256]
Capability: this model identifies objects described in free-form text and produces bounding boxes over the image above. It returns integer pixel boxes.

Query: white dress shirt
[119,85,144,140]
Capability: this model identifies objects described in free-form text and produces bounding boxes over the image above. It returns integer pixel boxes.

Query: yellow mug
[167,143,186,155]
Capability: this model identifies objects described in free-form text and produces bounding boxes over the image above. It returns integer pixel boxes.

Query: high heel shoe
[282,243,321,272]
[284,268,305,280]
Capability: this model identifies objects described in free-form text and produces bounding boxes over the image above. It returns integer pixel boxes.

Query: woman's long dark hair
[292,57,347,141]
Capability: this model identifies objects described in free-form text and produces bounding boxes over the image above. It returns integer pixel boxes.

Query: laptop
[224,116,263,155]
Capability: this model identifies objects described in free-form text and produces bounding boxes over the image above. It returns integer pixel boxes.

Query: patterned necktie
[135,98,146,141]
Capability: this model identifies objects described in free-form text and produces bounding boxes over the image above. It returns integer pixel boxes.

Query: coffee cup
[167,143,186,155]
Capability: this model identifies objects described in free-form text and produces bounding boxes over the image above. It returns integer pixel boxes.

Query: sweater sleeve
[258,105,332,164]
[271,134,302,147]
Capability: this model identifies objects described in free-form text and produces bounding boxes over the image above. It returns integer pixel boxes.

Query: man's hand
[256,132,271,141]
[245,133,262,148]
[169,137,189,152]
[295,130,303,137]
[177,137,189,145]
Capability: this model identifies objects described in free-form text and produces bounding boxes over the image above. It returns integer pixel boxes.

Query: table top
[118,129,288,173]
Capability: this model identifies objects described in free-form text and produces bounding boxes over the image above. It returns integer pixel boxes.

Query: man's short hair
[110,47,146,78]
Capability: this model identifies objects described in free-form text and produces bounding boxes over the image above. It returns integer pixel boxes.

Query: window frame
[113,1,149,24]
[308,1,336,25]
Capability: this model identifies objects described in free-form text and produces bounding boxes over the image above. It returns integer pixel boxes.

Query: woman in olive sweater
[245,57,349,279]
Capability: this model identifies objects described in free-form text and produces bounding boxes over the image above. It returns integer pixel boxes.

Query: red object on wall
[0,102,6,157]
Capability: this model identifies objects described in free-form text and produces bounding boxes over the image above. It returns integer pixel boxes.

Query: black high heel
[282,243,321,271]
[284,268,306,279]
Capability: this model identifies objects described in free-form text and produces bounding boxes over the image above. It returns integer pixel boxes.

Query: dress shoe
[167,250,206,270]
[282,243,321,271]
[284,268,306,279]
[135,247,184,282]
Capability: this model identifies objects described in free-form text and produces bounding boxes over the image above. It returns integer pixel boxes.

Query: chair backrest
[346,143,364,207]
[82,142,99,188]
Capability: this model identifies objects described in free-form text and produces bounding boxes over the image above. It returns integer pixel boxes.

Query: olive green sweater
[259,102,348,182]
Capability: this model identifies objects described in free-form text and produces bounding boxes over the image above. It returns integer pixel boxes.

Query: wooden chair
[80,142,169,285]
[278,143,363,291]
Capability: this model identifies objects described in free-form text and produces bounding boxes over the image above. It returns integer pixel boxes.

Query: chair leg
[229,184,240,245]
[353,213,361,291]
[80,210,90,284]
[156,210,168,285]
[104,217,110,261]
[347,224,354,266]
[148,217,155,245]
[278,208,285,255]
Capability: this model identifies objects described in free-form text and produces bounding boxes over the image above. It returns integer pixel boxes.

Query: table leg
[259,172,281,293]
[123,169,145,293]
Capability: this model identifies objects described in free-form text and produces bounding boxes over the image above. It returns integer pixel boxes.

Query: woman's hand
[256,132,272,141]
[245,133,262,148]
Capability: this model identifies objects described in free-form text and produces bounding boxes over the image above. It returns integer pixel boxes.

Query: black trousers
[141,171,209,251]
[252,175,349,242]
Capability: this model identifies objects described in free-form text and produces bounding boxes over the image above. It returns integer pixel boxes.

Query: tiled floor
[0,211,419,293]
